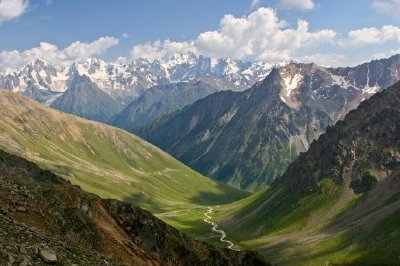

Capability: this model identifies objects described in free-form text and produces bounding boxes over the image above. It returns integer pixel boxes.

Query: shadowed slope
[137,56,400,190]
[212,80,400,265]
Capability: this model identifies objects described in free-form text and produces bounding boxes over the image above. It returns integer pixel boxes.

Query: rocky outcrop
[0,149,268,266]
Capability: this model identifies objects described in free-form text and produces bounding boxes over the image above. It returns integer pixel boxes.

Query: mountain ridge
[111,77,238,129]
[211,79,400,265]
[136,54,400,190]
[51,74,122,123]
[0,53,272,105]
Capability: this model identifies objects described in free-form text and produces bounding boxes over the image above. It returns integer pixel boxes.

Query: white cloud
[277,0,315,10]
[391,48,400,54]
[370,52,387,60]
[130,7,336,64]
[131,40,197,61]
[122,33,130,38]
[366,50,400,61]
[297,53,347,67]
[372,0,400,19]
[250,0,261,9]
[345,25,400,47]
[0,36,119,70]
[0,0,28,24]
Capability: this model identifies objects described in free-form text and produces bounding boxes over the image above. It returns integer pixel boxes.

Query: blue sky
[0,0,399,69]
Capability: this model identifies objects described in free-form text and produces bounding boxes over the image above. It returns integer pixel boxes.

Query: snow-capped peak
[0,54,274,105]
[162,52,198,69]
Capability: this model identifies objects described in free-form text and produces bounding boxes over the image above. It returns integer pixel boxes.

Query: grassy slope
[0,91,249,239]
[211,179,399,265]
[209,83,400,265]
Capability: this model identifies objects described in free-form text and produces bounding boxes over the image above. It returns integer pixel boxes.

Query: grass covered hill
[0,90,248,236]
[0,149,267,265]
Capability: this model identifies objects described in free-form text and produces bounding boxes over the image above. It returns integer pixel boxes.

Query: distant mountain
[0,149,267,265]
[111,77,237,129]
[153,53,271,88]
[51,74,122,123]
[0,59,66,104]
[215,79,400,265]
[137,55,400,190]
[0,53,271,102]
[67,58,170,106]
[0,54,271,123]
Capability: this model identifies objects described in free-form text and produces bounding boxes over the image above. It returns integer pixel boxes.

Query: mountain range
[0,53,271,107]
[137,54,400,190]
[0,57,399,265]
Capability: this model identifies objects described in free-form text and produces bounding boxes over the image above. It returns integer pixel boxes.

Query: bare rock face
[39,248,57,264]
[51,74,122,123]
[281,80,400,195]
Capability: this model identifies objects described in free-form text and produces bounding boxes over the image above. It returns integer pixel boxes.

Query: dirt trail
[203,207,239,251]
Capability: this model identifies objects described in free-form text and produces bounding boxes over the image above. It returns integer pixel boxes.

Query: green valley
[0,90,249,239]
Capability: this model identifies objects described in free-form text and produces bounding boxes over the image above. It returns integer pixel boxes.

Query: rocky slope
[137,55,400,190]
[111,77,236,129]
[0,149,268,265]
[213,80,400,265]
[51,74,122,123]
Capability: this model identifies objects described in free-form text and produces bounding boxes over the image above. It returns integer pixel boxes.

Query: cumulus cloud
[131,7,336,64]
[372,0,400,19]
[131,40,197,61]
[297,53,347,67]
[370,52,387,60]
[367,49,400,61]
[391,48,400,54]
[277,0,315,10]
[345,25,400,47]
[0,0,28,24]
[0,36,119,70]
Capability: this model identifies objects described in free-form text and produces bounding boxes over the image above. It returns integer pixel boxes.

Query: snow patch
[283,74,303,97]
[330,74,352,88]
[363,84,380,94]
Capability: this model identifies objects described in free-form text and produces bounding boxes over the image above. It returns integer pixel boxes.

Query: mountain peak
[24,58,55,73]
[67,73,94,88]
[28,58,51,67]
